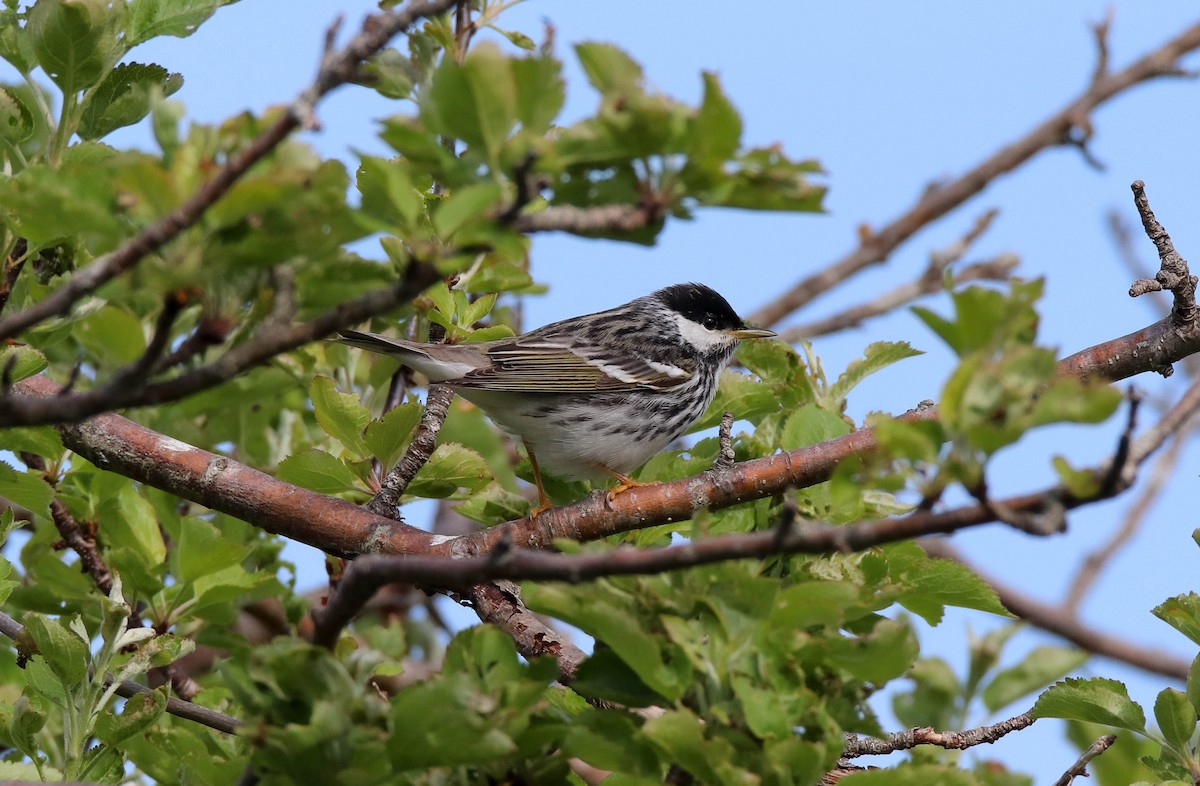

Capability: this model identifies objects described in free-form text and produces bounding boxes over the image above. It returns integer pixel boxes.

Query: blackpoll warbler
[339,283,775,513]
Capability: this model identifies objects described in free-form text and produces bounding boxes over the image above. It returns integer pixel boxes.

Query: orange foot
[597,466,655,505]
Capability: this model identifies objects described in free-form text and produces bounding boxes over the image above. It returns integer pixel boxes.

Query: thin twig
[842,709,1035,757]
[1128,180,1198,328]
[366,384,454,517]
[749,23,1200,328]
[0,238,28,316]
[0,610,241,735]
[0,0,458,343]
[1053,734,1117,786]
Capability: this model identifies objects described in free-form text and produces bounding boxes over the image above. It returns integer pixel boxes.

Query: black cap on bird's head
[654,283,776,339]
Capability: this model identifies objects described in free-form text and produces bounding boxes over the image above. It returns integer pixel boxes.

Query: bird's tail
[335,329,479,382]
[335,329,428,361]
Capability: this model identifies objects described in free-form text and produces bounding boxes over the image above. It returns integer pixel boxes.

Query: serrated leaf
[0,86,33,142]
[126,0,233,45]
[357,156,423,231]
[28,0,123,94]
[0,461,52,518]
[683,71,740,183]
[276,449,359,494]
[189,564,268,614]
[827,341,922,409]
[511,55,563,133]
[982,646,1089,713]
[111,484,167,566]
[77,304,147,364]
[1154,593,1200,647]
[8,694,46,762]
[454,481,529,525]
[433,181,503,238]
[363,401,422,470]
[23,613,89,683]
[420,41,516,161]
[460,292,497,326]
[778,406,851,451]
[175,518,250,584]
[0,344,48,382]
[641,709,722,784]
[406,443,491,498]
[1154,688,1196,751]
[78,61,182,140]
[574,41,643,98]
[0,426,63,459]
[309,376,370,457]
[95,687,167,745]
[1032,677,1147,732]
[893,551,1011,626]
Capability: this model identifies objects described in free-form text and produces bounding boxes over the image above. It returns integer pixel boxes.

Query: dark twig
[0,238,28,316]
[1127,180,1198,328]
[0,261,439,427]
[0,0,458,343]
[1053,734,1117,786]
[749,23,1200,328]
[20,453,114,596]
[924,540,1189,679]
[842,710,1035,757]
[713,411,735,471]
[366,384,454,517]
[112,290,192,384]
[0,609,241,735]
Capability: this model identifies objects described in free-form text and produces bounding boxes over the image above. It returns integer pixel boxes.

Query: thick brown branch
[11,375,433,560]
[749,23,1200,328]
[0,0,457,343]
[12,310,1200,563]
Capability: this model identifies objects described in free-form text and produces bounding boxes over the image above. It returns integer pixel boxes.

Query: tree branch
[0,0,457,343]
[748,22,1200,328]
[842,710,1035,757]
[367,384,454,517]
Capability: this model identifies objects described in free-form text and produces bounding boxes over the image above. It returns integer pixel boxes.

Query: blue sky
[82,0,1200,774]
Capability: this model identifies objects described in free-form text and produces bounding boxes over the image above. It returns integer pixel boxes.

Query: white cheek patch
[674,312,735,352]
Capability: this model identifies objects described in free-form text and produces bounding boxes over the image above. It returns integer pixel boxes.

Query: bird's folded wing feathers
[455,341,695,392]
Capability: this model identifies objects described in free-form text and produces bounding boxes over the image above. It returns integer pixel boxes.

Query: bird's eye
[702,315,718,329]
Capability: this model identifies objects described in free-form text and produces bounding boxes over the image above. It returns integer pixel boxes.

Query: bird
[337,282,775,515]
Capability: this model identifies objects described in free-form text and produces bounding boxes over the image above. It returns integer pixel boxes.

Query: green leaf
[828,342,923,409]
[683,71,741,184]
[309,376,370,457]
[356,156,424,232]
[1032,677,1147,732]
[95,687,167,745]
[174,518,250,584]
[511,55,564,133]
[1053,456,1102,498]
[76,304,147,364]
[574,42,643,98]
[890,549,1011,625]
[127,0,233,45]
[78,61,183,140]
[454,481,529,525]
[769,581,860,629]
[1153,593,1200,647]
[1154,688,1196,751]
[110,484,167,566]
[0,462,52,518]
[24,613,89,683]
[0,86,33,142]
[982,646,1089,713]
[525,582,688,701]
[8,694,47,763]
[363,401,422,469]
[0,426,63,459]
[420,41,516,161]
[641,709,722,785]
[779,406,852,451]
[28,0,124,94]
[433,181,503,238]
[276,449,360,495]
[826,617,918,682]
[189,564,268,616]
[406,443,492,498]
[0,344,48,382]
[1187,654,1200,717]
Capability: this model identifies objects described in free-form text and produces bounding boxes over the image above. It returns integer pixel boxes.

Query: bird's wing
[453,337,695,392]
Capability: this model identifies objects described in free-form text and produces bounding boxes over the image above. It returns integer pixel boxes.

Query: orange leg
[524,442,553,518]
[596,464,653,502]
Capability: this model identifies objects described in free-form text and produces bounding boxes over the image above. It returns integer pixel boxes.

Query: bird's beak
[729,326,776,340]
